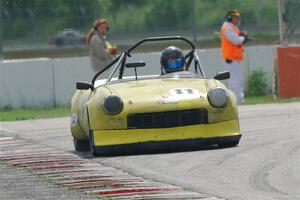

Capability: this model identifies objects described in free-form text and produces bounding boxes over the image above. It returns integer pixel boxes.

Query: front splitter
[93,135,242,155]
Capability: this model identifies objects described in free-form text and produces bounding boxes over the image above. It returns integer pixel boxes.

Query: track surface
[0,103,299,200]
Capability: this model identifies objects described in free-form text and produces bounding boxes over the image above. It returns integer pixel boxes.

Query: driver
[160,46,186,75]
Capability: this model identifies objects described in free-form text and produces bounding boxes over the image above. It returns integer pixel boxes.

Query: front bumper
[92,119,240,147]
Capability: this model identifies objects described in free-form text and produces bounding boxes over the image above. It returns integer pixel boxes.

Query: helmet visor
[166,58,184,70]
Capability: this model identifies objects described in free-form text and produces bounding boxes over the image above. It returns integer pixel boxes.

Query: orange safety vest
[221,23,244,61]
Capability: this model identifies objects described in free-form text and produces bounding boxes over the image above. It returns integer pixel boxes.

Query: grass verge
[243,95,300,105]
[0,95,299,121]
[0,107,70,121]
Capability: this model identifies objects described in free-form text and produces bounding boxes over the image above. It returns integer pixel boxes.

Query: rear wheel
[73,138,90,152]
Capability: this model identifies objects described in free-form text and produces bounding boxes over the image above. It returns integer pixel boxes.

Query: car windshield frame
[91,36,206,86]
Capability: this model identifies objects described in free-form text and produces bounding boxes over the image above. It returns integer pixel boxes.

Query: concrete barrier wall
[0,45,276,109]
[52,57,94,106]
[0,59,55,109]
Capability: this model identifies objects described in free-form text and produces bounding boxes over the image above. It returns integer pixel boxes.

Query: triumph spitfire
[70,36,241,155]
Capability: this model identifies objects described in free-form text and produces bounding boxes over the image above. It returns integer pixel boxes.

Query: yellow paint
[93,119,240,146]
[87,78,238,130]
[71,77,240,145]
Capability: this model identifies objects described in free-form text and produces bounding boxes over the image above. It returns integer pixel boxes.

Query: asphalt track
[0,103,299,200]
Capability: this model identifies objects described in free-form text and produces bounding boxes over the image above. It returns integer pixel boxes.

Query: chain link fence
[1,0,299,59]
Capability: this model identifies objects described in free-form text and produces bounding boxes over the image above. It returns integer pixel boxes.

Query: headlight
[207,88,228,108]
[103,95,123,115]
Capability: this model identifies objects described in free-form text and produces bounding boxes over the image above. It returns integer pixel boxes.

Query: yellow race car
[70,36,241,155]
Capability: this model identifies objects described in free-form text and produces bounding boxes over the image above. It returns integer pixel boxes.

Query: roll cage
[91,36,206,86]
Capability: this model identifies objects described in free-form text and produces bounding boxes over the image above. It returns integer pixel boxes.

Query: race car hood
[104,77,216,113]
[87,77,236,130]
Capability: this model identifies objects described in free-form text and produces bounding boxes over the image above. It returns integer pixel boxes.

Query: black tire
[217,140,239,148]
[73,138,90,152]
[55,38,64,46]
[89,130,98,156]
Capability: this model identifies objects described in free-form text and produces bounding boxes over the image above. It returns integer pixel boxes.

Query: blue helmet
[160,46,185,74]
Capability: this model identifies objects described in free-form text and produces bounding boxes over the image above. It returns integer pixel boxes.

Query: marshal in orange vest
[221,23,244,61]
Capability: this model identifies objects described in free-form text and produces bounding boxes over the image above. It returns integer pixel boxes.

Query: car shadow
[74,143,228,158]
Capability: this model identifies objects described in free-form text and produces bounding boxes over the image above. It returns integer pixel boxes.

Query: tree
[285,0,300,35]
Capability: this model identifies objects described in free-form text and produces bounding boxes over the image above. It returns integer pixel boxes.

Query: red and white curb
[0,136,224,200]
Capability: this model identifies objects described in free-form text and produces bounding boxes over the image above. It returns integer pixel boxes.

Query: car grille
[127,109,208,129]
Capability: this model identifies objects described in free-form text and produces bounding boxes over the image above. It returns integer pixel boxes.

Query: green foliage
[2,0,281,40]
[0,107,71,121]
[247,69,267,97]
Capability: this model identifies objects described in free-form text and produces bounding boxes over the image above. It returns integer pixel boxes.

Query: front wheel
[89,130,98,156]
[55,38,64,46]
[73,138,90,152]
[217,140,239,148]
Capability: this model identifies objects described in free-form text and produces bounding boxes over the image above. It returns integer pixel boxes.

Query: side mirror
[76,82,94,90]
[214,71,230,80]
[125,61,146,68]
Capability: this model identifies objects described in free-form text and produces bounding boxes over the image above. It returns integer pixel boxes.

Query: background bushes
[247,69,267,96]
